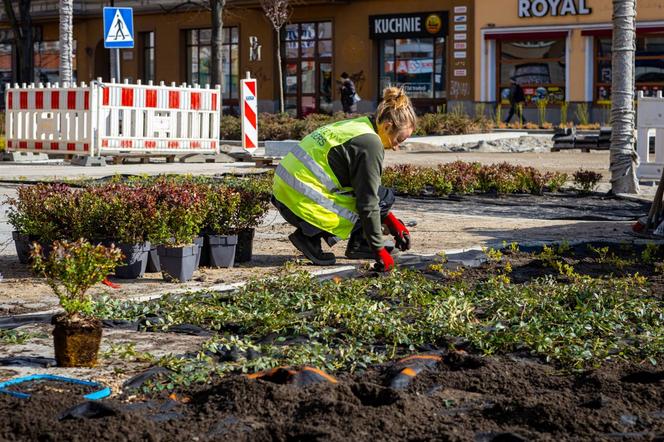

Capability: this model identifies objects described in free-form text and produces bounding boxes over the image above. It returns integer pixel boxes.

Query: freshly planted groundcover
[2,242,663,440]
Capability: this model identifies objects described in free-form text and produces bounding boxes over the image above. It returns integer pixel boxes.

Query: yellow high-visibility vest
[273,116,379,239]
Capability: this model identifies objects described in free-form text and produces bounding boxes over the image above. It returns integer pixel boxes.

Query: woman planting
[272,87,415,271]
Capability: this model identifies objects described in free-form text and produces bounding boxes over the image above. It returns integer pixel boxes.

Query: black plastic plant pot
[235,228,255,263]
[146,246,161,273]
[114,241,151,279]
[12,231,31,264]
[193,236,204,269]
[35,241,53,259]
[157,244,198,282]
[208,234,238,268]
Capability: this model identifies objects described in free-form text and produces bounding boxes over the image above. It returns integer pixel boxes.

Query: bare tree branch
[260,0,292,113]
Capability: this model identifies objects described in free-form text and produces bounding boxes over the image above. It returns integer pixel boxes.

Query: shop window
[379,37,446,100]
[34,40,77,84]
[282,21,333,116]
[595,36,664,103]
[498,39,566,105]
[140,31,155,83]
[186,27,239,100]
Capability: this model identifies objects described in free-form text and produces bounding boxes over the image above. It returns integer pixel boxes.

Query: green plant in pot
[31,239,123,367]
[224,175,272,263]
[202,184,242,268]
[82,184,158,279]
[150,180,206,282]
[6,184,79,263]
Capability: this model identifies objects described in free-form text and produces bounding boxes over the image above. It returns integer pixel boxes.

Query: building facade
[1,0,663,121]
[0,0,472,115]
[476,0,664,122]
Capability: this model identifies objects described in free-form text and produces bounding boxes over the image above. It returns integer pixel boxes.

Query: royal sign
[518,0,592,18]
[369,12,448,39]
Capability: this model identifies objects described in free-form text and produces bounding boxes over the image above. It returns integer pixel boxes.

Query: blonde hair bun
[382,87,411,110]
[376,86,417,130]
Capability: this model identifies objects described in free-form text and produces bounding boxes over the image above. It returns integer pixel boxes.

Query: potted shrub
[202,184,242,268]
[150,180,206,282]
[31,239,123,367]
[6,184,79,262]
[226,175,272,263]
[82,184,157,279]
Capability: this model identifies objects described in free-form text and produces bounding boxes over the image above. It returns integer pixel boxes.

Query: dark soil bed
[1,355,663,441]
[1,242,664,441]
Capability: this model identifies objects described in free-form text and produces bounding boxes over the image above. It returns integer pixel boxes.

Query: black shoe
[288,231,336,266]
[344,231,396,260]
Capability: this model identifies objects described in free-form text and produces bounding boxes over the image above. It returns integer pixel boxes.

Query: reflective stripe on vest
[290,144,339,193]
[275,165,359,225]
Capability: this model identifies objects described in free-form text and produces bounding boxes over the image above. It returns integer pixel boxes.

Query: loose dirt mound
[2,354,663,441]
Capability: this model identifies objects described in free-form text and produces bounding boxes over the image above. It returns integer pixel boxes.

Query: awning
[484,31,568,41]
[581,26,664,37]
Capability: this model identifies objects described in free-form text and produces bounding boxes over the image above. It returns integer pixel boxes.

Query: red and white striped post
[241,72,258,154]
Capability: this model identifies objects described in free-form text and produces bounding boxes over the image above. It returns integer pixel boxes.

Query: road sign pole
[111,49,121,82]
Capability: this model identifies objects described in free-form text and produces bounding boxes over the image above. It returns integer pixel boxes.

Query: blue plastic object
[0,374,111,400]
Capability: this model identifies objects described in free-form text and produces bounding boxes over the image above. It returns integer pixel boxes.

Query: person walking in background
[505,77,527,124]
[272,87,415,272]
[339,72,358,114]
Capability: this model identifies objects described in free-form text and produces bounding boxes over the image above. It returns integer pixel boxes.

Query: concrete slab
[1,152,61,164]
[402,132,530,151]
[70,156,107,167]
[179,153,236,163]
[265,140,298,157]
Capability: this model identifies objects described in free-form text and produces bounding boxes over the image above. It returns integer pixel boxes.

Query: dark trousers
[505,103,526,124]
[272,186,395,244]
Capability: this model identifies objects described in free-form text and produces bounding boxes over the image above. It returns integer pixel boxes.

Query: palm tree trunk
[276,36,284,113]
[59,0,73,84]
[610,0,640,194]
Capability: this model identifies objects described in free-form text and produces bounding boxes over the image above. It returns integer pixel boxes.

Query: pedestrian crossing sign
[103,7,134,49]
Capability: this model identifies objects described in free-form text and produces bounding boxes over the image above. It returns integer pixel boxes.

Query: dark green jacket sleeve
[328,133,385,251]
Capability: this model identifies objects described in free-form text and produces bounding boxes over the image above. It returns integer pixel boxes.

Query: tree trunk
[3,0,34,84]
[18,0,33,83]
[610,0,640,194]
[59,0,73,84]
[210,0,225,110]
[276,35,284,113]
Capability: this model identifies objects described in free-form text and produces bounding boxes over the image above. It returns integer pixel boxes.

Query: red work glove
[102,278,121,289]
[374,247,395,272]
[384,212,411,251]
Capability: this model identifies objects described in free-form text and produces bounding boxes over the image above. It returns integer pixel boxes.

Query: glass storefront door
[282,21,333,117]
[379,37,446,111]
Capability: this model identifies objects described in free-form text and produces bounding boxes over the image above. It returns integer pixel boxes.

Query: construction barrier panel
[5,79,221,157]
[241,76,258,154]
[637,91,664,181]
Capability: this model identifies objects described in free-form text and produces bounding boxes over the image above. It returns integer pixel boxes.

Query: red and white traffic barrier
[637,90,664,181]
[241,75,258,153]
[4,79,221,156]
[5,82,93,154]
